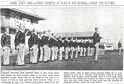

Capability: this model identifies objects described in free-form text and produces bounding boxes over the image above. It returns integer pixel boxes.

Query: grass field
[1,50,123,70]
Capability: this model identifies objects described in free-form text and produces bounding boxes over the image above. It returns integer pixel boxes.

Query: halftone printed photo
[0,7,123,70]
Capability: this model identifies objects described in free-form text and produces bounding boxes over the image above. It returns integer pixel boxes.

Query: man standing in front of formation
[14,23,26,65]
[1,28,11,66]
[93,27,101,62]
[29,29,38,64]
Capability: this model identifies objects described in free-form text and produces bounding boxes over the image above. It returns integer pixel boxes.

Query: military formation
[1,23,102,66]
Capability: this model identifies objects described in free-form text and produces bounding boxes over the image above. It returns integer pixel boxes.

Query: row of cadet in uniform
[28,32,94,64]
[28,29,104,64]
[1,26,101,66]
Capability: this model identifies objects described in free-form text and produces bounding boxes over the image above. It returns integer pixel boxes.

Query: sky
[19,7,124,49]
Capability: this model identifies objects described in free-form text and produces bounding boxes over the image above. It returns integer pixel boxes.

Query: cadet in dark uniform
[1,28,11,65]
[83,40,86,56]
[47,32,51,61]
[74,38,78,59]
[14,23,26,65]
[54,35,59,60]
[69,38,75,59]
[93,27,100,62]
[49,33,56,61]
[86,39,90,56]
[42,31,49,62]
[47,30,51,62]
[79,39,84,56]
[118,41,122,55]
[64,37,69,60]
[38,33,44,62]
[90,39,94,56]
[29,29,38,64]
[57,36,63,60]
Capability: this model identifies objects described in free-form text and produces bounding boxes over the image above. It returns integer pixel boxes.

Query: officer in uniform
[1,28,11,65]
[14,23,26,65]
[93,27,100,62]
[29,29,39,64]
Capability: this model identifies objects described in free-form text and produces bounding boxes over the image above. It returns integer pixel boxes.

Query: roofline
[1,8,46,20]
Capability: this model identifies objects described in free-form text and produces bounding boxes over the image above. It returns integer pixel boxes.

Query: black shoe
[19,65,25,66]
[13,63,17,65]
[94,60,99,62]
[44,61,47,63]
[2,64,9,66]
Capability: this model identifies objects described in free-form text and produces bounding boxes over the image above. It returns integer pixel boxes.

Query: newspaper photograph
[0,0,124,84]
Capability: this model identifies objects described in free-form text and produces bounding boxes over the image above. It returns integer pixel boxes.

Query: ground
[1,50,123,70]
